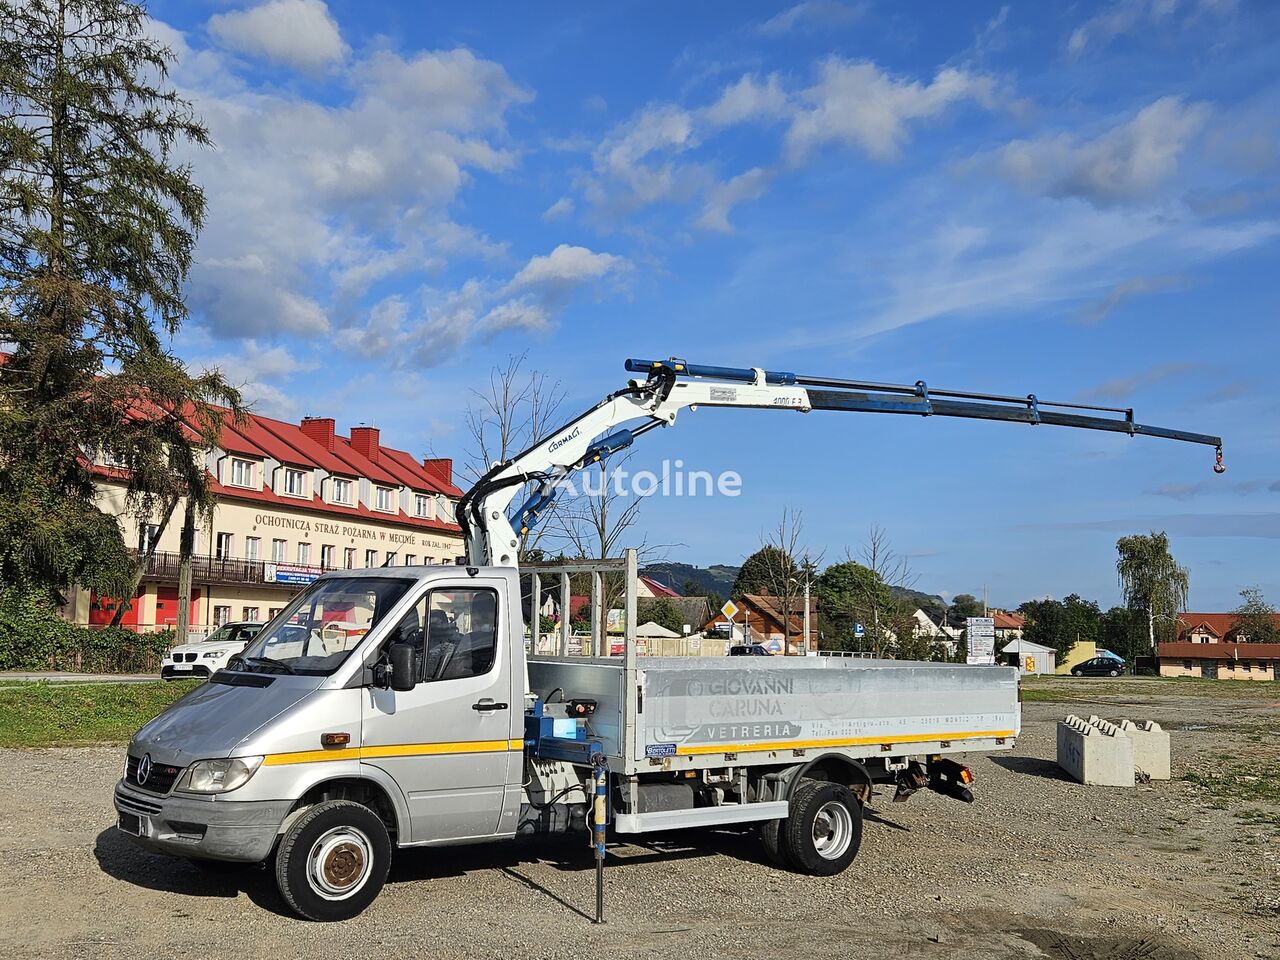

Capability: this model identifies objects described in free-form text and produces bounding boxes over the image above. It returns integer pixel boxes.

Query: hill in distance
[640,562,738,599]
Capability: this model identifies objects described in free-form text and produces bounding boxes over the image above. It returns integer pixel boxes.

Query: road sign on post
[966,617,996,665]
[720,600,739,620]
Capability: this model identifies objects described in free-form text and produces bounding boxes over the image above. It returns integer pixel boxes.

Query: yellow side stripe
[263,738,525,766]
[673,729,1016,757]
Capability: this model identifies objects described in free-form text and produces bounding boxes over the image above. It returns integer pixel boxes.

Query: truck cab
[117,566,526,920]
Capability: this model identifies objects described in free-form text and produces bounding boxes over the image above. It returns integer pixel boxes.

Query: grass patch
[0,680,198,747]
[1184,761,1280,827]
[1020,675,1280,701]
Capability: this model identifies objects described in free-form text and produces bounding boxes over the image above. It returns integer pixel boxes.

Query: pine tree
[0,0,241,602]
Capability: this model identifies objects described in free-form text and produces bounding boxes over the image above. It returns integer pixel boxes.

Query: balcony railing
[141,551,342,587]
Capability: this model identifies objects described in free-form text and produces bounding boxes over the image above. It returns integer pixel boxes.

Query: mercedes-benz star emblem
[137,753,152,785]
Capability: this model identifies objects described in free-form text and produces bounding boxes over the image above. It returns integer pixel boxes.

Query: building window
[404,554,416,566]
[297,542,312,565]
[1183,660,1192,671]
[321,544,335,569]
[344,547,356,569]
[245,537,261,561]
[215,532,233,561]
[365,549,377,568]
[229,457,255,488]
[385,550,396,566]
[331,477,353,505]
[138,524,161,554]
[375,486,394,513]
[268,607,284,620]
[283,467,307,497]
[242,606,260,622]
[424,556,435,566]
[213,605,232,626]
[271,538,287,562]
[415,494,431,518]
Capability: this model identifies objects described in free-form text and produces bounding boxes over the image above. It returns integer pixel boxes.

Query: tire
[274,799,391,921]
[760,817,791,868]
[1109,669,1119,677]
[780,780,863,877]
[1072,669,1082,677]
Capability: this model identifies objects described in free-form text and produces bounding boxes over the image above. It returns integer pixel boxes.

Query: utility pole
[803,573,811,656]
[175,500,196,645]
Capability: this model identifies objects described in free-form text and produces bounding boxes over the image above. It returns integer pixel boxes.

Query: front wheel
[1109,668,1120,677]
[274,799,391,921]
[780,781,863,876]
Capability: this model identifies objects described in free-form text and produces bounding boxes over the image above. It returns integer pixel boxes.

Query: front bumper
[160,664,211,680]
[113,780,291,863]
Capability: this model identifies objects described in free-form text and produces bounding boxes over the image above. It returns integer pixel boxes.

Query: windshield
[203,623,259,645]
[234,577,413,676]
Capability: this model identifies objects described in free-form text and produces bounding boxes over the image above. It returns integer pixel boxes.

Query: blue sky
[147,0,1279,610]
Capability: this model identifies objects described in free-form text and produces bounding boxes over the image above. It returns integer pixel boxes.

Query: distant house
[701,591,818,655]
[990,610,1025,642]
[637,575,681,599]
[1158,611,1280,680]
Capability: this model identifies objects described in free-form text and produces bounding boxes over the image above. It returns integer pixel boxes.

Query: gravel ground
[1,680,1278,960]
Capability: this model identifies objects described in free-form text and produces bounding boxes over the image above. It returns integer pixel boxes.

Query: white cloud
[1078,361,1197,402]
[336,245,628,367]
[208,0,348,72]
[995,97,1210,206]
[508,244,629,292]
[543,197,575,220]
[785,60,996,163]
[1067,0,1238,57]
[195,339,320,418]
[701,75,790,128]
[159,22,532,341]
[758,1,865,36]
[695,167,771,233]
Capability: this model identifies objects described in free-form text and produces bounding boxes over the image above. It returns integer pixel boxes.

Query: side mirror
[388,642,417,692]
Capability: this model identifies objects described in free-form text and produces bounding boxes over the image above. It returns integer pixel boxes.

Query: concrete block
[1116,719,1171,780]
[1057,714,1135,787]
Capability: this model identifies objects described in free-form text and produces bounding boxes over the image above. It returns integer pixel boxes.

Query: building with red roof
[1157,611,1280,681]
[72,405,464,636]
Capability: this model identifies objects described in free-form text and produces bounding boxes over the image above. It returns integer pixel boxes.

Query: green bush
[0,588,173,673]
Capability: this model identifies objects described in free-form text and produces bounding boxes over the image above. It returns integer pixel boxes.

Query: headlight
[201,650,224,659]
[175,756,264,794]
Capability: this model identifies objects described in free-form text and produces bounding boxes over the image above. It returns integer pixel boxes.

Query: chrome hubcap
[306,826,373,900]
[812,800,854,860]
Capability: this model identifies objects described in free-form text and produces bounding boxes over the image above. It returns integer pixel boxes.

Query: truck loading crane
[115,357,1222,923]
[459,357,1224,569]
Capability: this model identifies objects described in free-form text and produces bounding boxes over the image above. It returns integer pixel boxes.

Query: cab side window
[422,588,498,682]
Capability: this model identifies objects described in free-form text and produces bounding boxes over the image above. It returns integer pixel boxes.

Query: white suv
[161,622,264,680]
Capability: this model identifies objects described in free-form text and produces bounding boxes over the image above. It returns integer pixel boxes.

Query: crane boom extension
[459,358,1224,567]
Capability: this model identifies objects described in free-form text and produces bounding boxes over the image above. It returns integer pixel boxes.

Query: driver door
[362,579,517,844]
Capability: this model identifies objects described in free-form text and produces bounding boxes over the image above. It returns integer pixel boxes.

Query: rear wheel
[1072,668,1083,677]
[760,817,791,868]
[780,780,863,876]
[274,799,391,921]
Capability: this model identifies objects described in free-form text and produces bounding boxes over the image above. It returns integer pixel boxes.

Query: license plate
[118,812,143,836]
[171,663,192,670]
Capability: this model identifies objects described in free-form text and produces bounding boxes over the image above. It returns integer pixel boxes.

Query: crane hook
[1213,446,1226,474]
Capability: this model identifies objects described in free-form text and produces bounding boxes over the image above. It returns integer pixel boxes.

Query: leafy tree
[1232,586,1279,644]
[0,0,240,603]
[950,593,984,623]
[815,560,888,651]
[733,545,798,596]
[1062,594,1102,650]
[1116,531,1189,653]
[1100,606,1144,663]
[637,597,684,635]
[1019,598,1068,659]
